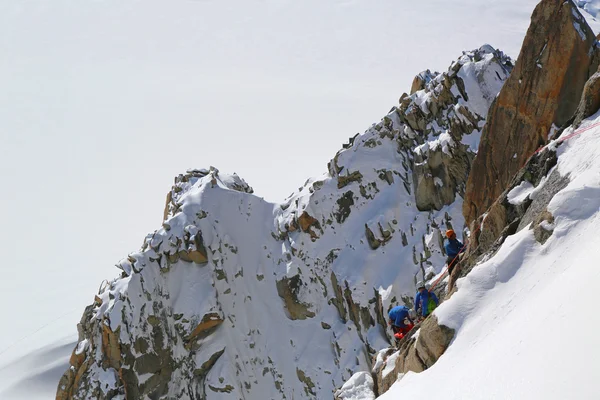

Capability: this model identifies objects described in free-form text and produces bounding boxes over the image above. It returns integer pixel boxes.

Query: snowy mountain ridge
[56,1,600,398]
[57,46,513,399]
[346,90,600,400]
[338,0,600,398]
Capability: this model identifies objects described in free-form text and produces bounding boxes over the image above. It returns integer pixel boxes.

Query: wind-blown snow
[335,372,376,400]
[507,180,535,204]
[415,132,455,156]
[381,351,400,379]
[379,111,600,400]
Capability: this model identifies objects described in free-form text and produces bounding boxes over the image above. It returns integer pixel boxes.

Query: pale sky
[0,0,540,396]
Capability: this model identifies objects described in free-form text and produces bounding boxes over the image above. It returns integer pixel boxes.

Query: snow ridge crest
[57,45,512,400]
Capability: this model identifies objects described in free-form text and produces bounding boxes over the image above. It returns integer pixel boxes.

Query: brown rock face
[276,276,316,320]
[413,143,473,211]
[410,70,435,94]
[463,0,597,226]
[372,315,455,396]
[101,324,122,371]
[186,313,224,344]
[573,70,600,128]
[297,211,320,239]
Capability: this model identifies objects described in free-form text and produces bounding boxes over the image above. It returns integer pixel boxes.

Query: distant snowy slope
[379,112,600,399]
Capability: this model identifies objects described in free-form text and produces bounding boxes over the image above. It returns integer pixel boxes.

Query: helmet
[446,229,455,238]
[416,281,425,290]
[408,309,417,320]
[425,283,431,291]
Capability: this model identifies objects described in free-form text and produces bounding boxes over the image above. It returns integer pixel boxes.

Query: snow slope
[2,1,590,399]
[376,112,600,399]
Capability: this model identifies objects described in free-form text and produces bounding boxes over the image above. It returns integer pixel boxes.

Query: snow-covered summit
[57,46,512,400]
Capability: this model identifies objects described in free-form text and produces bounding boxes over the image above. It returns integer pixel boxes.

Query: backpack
[427,296,437,314]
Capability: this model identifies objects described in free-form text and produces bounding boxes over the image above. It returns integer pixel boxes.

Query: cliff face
[56,48,511,400]
[463,0,599,226]
[337,2,600,398]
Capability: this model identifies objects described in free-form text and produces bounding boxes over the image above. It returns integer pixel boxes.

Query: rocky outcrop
[413,141,473,211]
[163,167,253,223]
[406,46,512,211]
[57,46,512,400]
[186,313,224,344]
[532,209,555,245]
[449,145,570,299]
[57,306,96,400]
[573,70,600,127]
[463,0,598,226]
[371,315,455,396]
[410,70,436,95]
[297,211,321,240]
[276,276,316,320]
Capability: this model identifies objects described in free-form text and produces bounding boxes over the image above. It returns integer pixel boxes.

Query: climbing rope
[523,120,600,167]
[428,224,482,293]
[427,244,464,293]
[428,120,598,294]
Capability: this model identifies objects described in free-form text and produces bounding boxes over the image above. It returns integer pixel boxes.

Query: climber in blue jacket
[414,282,439,318]
[387,305,416,339]
[444,229,466,274]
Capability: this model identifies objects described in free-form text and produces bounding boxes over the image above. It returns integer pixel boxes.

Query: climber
[387,305,416,340]
[414,282,439,319]
[444,229,466,274]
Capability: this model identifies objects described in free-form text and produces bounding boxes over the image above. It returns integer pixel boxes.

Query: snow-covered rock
[56,47,512,400]
[406,46,512,210]
[464,0,599,227]
[378,107,600,399]
[334,372,376,400]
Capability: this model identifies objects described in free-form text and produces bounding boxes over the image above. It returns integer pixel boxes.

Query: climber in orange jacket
[445,229,466,274]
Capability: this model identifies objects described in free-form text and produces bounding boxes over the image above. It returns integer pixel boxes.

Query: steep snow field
[377,114,600,399]
[1,0,594,399]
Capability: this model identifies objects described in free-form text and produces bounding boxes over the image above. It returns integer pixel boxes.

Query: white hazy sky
[0,0,540,397]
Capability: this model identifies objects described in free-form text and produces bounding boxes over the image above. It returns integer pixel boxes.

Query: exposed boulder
[371,348,397,394]
[573,70,600,128]
[414,315,455,367]
[413,137,473,211]
[276,276,316,320]
[334,191,355,223]
[298,211,321,240]
[338,170,363,188]
[371,315,455,397]
[464,0,598,226]
[186,313,224,344]
[532,209,555,245]
[410,69,436,95]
